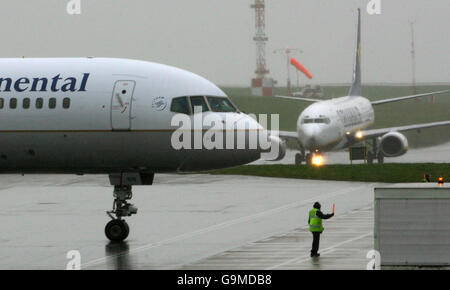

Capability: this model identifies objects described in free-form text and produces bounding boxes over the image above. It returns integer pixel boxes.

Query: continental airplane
[275,9,450,165]
[0,57,285,241]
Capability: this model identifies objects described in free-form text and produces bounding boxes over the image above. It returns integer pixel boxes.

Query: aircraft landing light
[312,154,325,167]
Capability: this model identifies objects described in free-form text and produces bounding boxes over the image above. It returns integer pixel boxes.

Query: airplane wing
[361,120,450,139]
[371,90,450,105]
[270,130,298,142]
[275,95,321,103]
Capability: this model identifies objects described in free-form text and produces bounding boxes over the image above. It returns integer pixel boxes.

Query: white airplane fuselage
[0,58,274,174]
[0,57,288,242]
[297,96,374,152]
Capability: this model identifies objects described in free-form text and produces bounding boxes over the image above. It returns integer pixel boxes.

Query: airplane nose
[305,137,317,148]
[230,114,286,161]
[227,113,265,164]
[301,125,319,148]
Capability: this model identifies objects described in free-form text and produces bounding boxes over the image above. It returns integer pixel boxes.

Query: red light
[438,177,444,184]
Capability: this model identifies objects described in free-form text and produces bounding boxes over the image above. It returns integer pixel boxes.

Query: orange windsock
[290,58,312,79]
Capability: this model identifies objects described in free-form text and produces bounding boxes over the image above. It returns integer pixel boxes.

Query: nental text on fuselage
[0,73,90,92]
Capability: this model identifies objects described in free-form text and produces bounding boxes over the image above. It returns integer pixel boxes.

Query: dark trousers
[311,232,321,255]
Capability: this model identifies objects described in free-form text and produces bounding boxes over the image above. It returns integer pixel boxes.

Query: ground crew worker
[308,202,334,257]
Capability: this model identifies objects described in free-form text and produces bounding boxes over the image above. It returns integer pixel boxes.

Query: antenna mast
[250,0,275,96]
[410,21,417,95]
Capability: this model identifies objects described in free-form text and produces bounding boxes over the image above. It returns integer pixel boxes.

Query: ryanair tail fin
[348,8,362,96]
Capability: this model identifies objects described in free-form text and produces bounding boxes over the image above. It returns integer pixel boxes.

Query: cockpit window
[302,118,330,124]
[313,118,325,124]
[170,96,190,115]
[190,96,209,113]
[206,97,237,112]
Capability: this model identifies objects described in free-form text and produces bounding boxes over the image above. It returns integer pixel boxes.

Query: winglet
[349,8,362,96]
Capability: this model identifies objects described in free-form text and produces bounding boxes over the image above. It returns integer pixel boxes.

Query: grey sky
[0,0,448,86]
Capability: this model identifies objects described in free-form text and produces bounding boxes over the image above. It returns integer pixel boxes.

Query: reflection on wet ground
[1,174,379,269]
[105,242,132,270]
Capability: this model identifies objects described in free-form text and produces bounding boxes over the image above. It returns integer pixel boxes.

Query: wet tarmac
[0,174,381,269]
[254,142,450,165]
[181,206,374,270]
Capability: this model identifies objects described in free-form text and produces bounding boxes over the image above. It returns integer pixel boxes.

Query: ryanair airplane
[275,9,450,165]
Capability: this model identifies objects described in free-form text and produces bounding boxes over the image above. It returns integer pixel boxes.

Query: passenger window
[10,98,17,109]
[189,96,209,113]
[36,98,43,109]
[49,98,56,109]
[63,98,71,109]
[0,98,3,109]
[23,98,30,109]
[170,96,190,114]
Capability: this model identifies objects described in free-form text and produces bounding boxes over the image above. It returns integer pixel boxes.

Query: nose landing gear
[295,146,307,165]
[295,153,303,165]
[294,152,316,165]
[105,185,137,242]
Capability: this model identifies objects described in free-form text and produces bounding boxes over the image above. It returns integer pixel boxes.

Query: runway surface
[0,174,380,269]
[253,142,450,165]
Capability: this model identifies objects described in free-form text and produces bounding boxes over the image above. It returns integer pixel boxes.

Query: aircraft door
[111,80,136,130]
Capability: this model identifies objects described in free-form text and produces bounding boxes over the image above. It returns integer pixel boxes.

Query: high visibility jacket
[309,208,324,232]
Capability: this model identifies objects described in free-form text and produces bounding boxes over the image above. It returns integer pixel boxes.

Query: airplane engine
[380,131,408,157]
[263,135,287,161]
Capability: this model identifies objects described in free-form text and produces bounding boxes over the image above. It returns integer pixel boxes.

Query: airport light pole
[410,21,418,96]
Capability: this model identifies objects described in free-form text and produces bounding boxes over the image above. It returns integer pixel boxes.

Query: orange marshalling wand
[332,203,335,214]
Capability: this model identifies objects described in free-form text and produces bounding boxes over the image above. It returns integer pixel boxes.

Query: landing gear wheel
[295,153,303,165]
[105,219,129,242]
